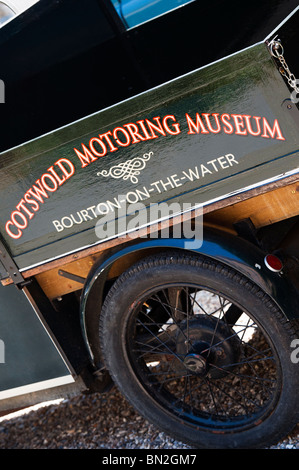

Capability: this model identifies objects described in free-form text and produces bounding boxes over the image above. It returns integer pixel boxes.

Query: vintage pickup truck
[0,0,298,449]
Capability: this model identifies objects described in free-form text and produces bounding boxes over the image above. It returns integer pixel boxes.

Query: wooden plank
[2,42,299,274]
[205,178,299,230]
[34,255,100,301]
[1,174,298,298]
[23,177,299,299]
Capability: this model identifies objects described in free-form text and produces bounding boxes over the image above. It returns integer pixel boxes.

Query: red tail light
[264,254,283,273]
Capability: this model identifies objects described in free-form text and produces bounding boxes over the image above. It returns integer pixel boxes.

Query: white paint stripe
[264,5,299,41]
[18,166,299,273]
[0,40,265,155]
[1,4,297,155]
[0,374,74,400]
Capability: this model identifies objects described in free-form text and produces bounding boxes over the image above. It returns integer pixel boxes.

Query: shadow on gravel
[0,387,298,449]
[0,387,191,449]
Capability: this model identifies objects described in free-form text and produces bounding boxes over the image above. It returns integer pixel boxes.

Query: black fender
[80,228,299,365]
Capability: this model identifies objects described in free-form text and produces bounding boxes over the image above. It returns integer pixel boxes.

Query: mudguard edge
[80,228,299,364]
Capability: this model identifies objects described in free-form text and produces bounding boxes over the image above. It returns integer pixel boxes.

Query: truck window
[0,0,39,27]
[0,2,15,25]
[111,0,195,28]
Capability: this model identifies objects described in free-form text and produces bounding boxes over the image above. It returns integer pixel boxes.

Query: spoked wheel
[99,252,299,448]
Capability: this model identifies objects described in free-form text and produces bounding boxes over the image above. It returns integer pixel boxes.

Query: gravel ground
[0,386,298,450]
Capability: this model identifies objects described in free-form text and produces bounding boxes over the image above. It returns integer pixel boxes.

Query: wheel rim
[124,283,282,432]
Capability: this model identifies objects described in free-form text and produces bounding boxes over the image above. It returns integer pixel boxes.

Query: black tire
[99,252,299,448]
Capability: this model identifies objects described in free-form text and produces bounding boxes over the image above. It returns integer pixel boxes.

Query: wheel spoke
[128,282,280,427]
[136,318,185,364]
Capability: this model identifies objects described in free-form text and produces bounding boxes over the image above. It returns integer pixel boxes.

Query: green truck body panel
[0,43,298,276]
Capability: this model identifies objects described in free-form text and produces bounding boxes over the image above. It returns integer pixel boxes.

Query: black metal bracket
[58,269,86,285]
[233,218,261,248]
[0,238,28,287]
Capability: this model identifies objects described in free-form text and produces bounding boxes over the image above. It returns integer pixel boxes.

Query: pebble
[0,386,298,449]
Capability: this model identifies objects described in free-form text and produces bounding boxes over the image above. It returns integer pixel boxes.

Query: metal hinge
[0,238,29,287]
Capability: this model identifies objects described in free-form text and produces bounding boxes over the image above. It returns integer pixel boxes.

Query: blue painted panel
[111,0,195,28]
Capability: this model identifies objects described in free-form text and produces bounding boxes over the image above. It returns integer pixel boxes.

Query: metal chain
[269,37,299,94]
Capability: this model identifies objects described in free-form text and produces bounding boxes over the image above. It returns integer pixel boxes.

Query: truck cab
[0,0,298,449]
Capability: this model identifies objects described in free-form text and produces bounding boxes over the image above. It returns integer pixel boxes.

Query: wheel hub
[176,315,241,379]
[183,353,207,375]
